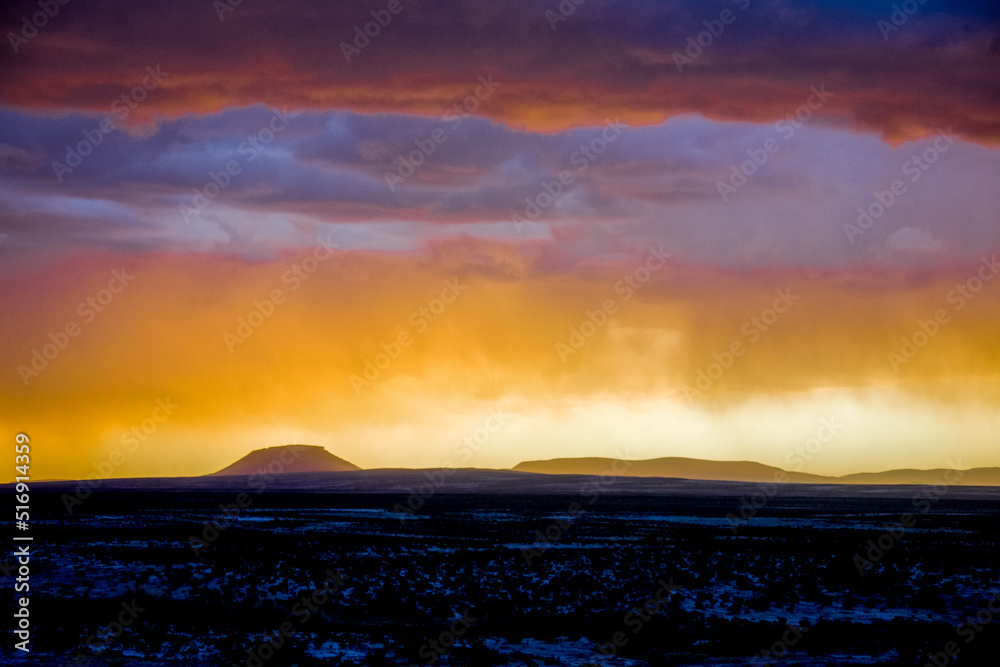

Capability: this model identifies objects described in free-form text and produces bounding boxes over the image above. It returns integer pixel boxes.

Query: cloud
[2,107,998,271]
[0,0,997,143]
[886,226,944,254]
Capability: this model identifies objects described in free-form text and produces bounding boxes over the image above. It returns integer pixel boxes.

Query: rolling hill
[512,456,1000,486]
[512,456,834,483]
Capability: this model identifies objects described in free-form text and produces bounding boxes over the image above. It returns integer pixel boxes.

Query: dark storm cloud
[0,0,997,143]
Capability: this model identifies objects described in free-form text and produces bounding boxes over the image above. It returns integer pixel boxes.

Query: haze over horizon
[2,0,999,483]
[13,443,1000,488]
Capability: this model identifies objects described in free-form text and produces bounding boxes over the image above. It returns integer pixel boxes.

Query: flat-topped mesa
[210,445,361,476]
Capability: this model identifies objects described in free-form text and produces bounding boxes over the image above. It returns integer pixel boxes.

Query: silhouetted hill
[512,456,1000,486]
[512,456,834,484]
[210,445,360,476]
[13,448,999,496]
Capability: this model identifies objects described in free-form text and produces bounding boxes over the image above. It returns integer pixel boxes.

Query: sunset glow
[2,0,999,482]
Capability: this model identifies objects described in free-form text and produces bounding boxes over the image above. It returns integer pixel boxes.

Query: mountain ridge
[207,446,1000,486]
[512,456,1000,486]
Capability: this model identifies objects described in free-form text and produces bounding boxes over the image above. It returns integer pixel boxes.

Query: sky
[1,0,998,482]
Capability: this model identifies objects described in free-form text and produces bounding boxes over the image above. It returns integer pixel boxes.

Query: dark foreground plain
[4,484,999,666]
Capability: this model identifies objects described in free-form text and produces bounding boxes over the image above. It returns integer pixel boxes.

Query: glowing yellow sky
[3,247,998,482]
